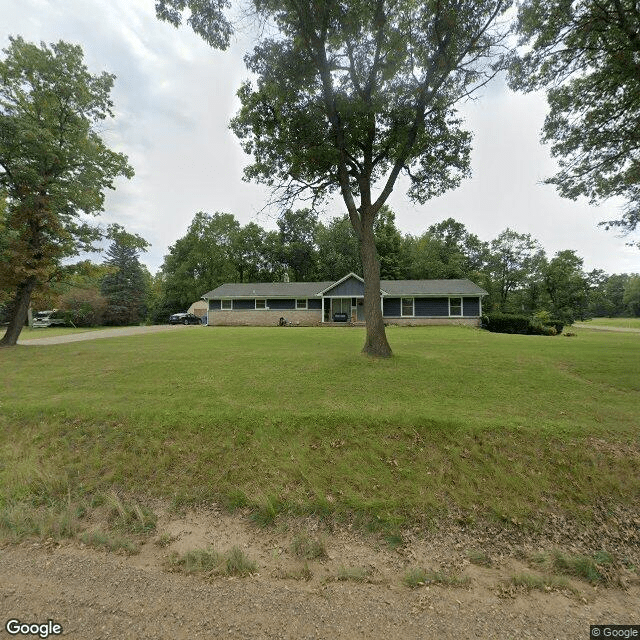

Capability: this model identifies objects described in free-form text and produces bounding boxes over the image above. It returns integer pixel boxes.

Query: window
[221,299,232,310]
[255,299,267,309]
[296,299,307,310]
[449,297,462,316]
[401,297,414,317]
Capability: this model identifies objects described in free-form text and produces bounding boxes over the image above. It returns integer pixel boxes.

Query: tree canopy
[0,37,133,346]
[509,1,640,246]
[157,0,512,356]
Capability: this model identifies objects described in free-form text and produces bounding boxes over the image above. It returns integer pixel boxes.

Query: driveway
[572,322,640,333]
[17,324,200,346]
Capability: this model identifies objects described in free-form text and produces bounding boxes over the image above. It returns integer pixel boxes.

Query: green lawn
[14,326,105,340]
[580,317,640,329]
[1,325,638,531]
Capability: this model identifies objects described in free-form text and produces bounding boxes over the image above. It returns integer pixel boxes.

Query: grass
[579,317,640,329]
[402,567,470,588]
[1,325,639,532]
[528,549,618,585]
[79,529,139,554]
[508,572,576,594]
[169,546,257,577]
[336,566,371,583]
[290,531,328,560]
[14,326,105,340]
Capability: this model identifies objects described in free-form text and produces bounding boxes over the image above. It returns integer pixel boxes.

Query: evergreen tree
[100,224,150,326]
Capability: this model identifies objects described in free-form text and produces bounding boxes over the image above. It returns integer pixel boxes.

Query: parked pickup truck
[32,310,67,328]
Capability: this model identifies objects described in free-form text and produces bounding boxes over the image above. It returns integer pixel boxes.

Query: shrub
[482,313,531,334]
[483,312,564,336]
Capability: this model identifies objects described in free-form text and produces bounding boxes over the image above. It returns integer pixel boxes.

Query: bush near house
[482,312,564,336]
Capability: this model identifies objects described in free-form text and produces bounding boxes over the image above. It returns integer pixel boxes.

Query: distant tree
[0,37,133,346]
[587,271,631,318]
[159,211,240,311]
[543,249,590,322]
[509,1,640,246]
[374,207,407,280]
[100,224,150,326]
[623,276,640,316]
[427,218,487,275]
[486,229,546,311]
[159,0,513,357]
[229,222,267,283]
[277,208,318,281]
[315,215,361,281]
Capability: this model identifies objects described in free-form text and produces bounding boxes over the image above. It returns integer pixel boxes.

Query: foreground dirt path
[16,324,199,345]
[1,507,638,639]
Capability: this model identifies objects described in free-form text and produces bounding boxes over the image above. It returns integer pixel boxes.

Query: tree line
[2,204,638,329]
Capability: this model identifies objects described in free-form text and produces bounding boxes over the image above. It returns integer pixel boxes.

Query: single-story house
[202,273,487,326]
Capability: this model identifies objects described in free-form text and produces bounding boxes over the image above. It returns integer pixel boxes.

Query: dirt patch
[2,505,638,638]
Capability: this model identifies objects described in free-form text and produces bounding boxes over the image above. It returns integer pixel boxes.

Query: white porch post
[322,297,325,323]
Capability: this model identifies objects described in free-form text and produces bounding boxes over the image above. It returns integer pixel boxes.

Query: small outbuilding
[202,273,487,327]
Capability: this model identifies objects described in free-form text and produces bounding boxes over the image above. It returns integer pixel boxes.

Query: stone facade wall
[209,309,322,326]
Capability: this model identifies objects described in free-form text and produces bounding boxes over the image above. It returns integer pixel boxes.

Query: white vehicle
[32,310,67,328]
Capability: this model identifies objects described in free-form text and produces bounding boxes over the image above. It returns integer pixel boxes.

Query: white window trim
[449,297,463,317]
[401,297,415,317]
[221,299,232,310]
[296,298,308,310]
[255,299,268,310]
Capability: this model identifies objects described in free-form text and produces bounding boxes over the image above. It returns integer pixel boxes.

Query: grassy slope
[583,317,640,329]
[1,326,638,527]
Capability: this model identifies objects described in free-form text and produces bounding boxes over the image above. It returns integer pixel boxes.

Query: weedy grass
[79,529,139,555]
[1,326,639,531]
[508,572,577,594]
[336,566,371,583]
[290,531,328,560]
[402,567,470,589]
[274,563,314,581]
[529,549,618,585]
[467,549,493,567]
[169,546,257,577]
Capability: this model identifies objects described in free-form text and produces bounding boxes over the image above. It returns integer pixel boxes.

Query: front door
[356,299,364,321]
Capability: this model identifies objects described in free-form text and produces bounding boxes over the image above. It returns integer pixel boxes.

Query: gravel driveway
[17,324,198,346]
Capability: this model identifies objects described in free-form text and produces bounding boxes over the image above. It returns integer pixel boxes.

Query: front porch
[322,296,365,323]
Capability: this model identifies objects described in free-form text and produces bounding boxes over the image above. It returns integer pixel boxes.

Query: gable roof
[203,276,487,299]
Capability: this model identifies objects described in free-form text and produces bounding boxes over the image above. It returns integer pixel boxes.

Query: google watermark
[591,626,640,638]
[4,619,63,638]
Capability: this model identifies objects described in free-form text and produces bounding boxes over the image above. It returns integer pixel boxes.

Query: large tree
[157,0,512,357]
[510,1,640,246]
[0,37,132,346]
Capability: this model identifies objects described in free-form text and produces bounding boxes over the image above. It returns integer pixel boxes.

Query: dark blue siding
[308,299,322,310]
[267,298,295,310]
[463,297,480,316]
[416,298,448,316]
[383,298,401,316]
[324,277,364,297]
[233,299,255,310]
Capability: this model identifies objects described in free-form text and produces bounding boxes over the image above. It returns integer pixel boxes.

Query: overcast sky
[2,0,638,276]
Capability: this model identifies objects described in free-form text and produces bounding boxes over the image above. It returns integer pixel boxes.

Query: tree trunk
[0,277,36,347]
[359,218,392,358]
